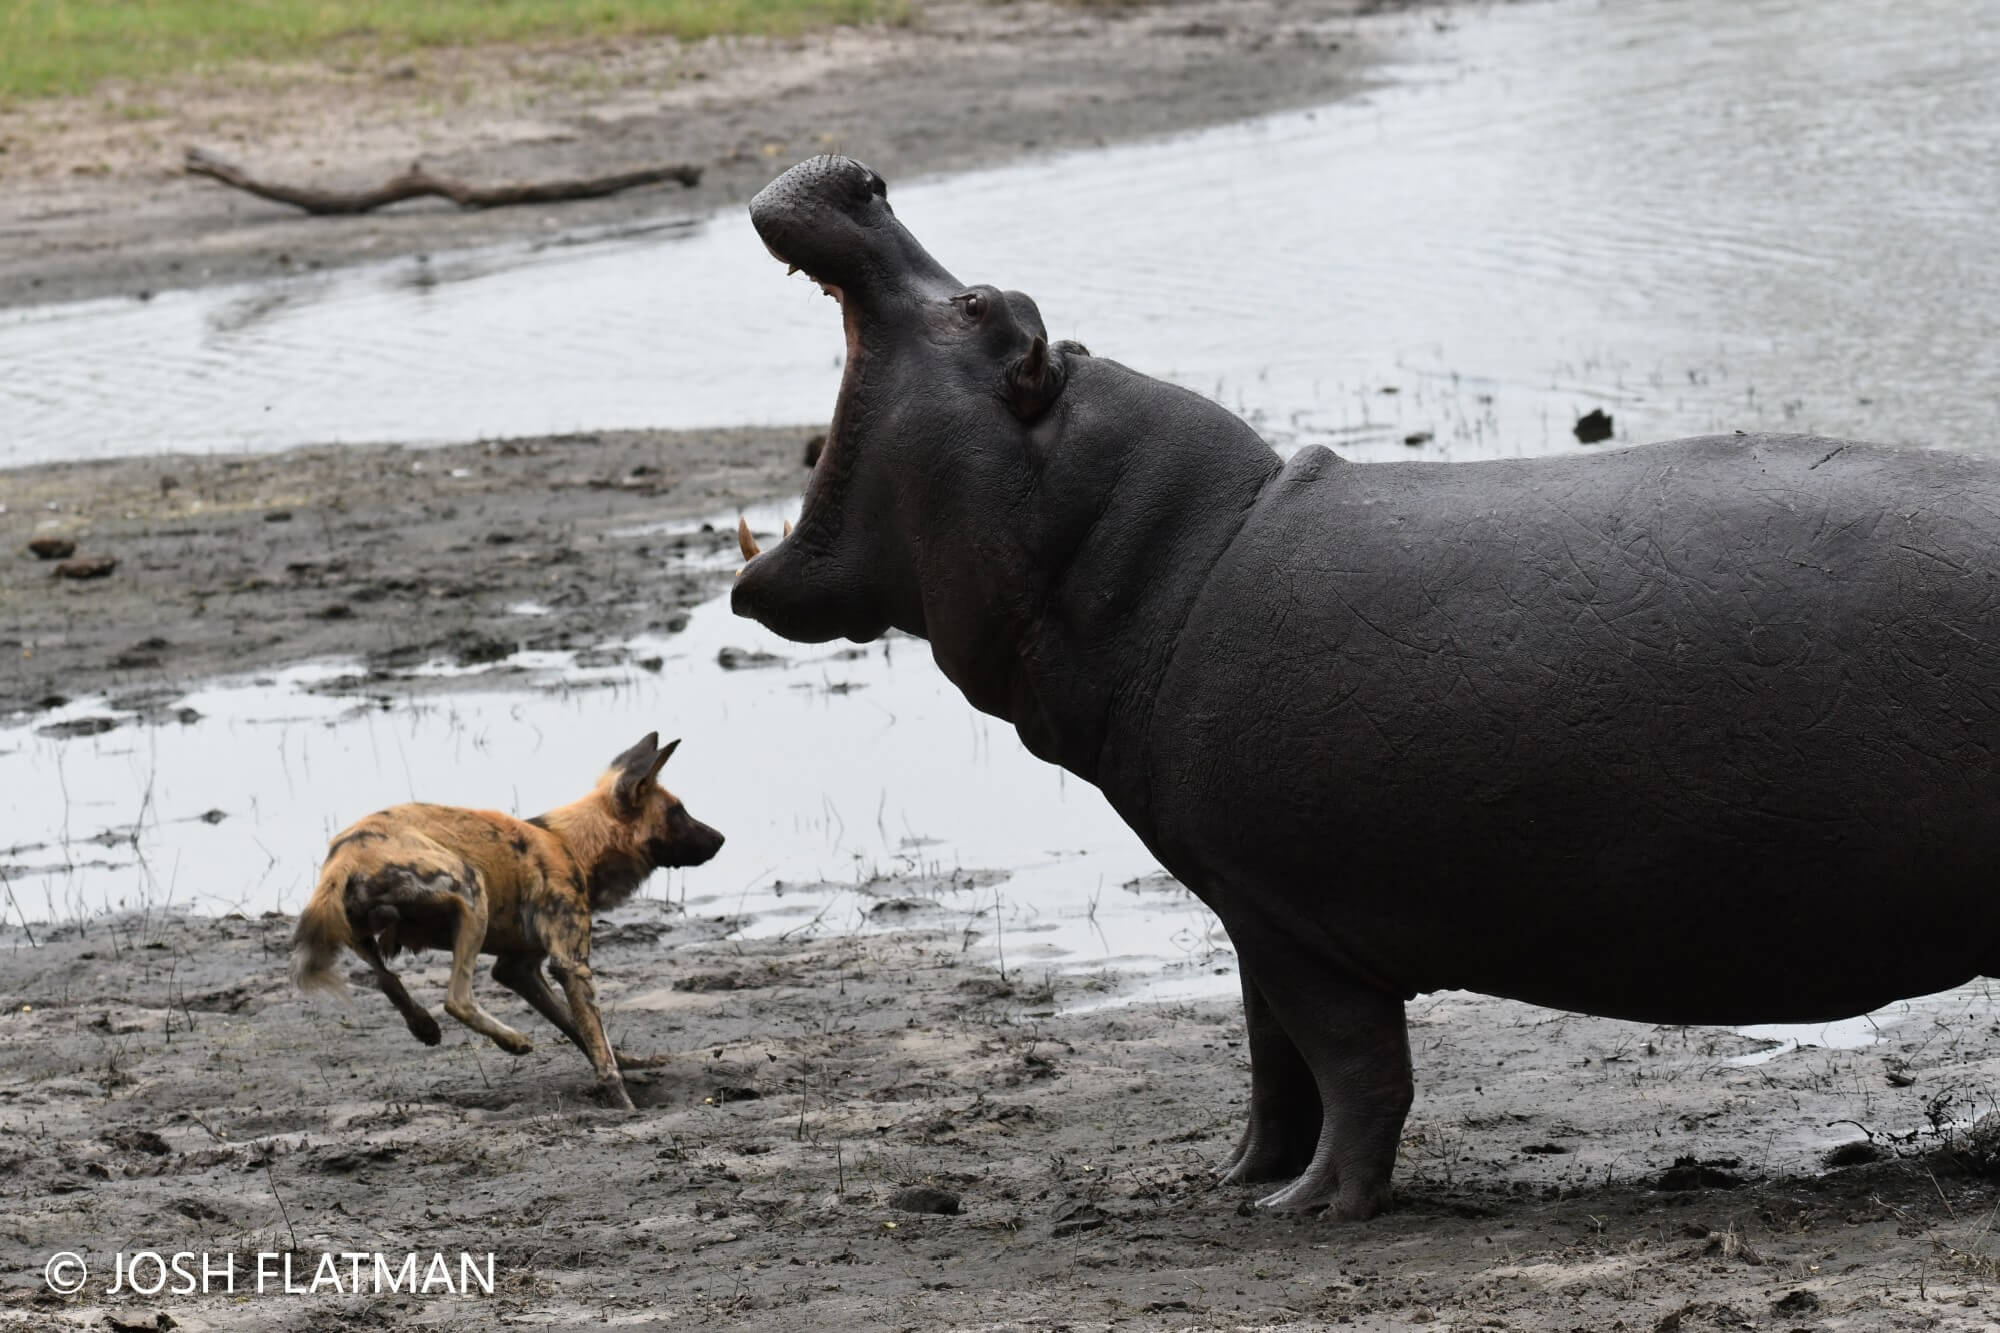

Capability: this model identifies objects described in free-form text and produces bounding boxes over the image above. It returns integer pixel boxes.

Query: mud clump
[890,1186,962,1215]
[1652,1155,1745,1191]
[27,536,76,559]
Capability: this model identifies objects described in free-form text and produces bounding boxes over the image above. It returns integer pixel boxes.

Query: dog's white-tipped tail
[291,864,358,997]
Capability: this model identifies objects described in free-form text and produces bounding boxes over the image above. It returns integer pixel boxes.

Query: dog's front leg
[547,951,633,1111]
[493,954,668,1070]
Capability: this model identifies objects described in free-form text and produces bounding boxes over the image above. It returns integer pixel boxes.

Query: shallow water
[5,0,1996,465]
[0,505,1229,1007]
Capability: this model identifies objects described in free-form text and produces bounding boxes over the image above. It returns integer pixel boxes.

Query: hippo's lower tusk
[783,519,794,538]
[738,516,762,561]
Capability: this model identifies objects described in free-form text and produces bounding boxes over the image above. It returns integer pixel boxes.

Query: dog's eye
[956,292,986,321]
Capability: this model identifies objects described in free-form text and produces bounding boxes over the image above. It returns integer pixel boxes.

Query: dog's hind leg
[546,942,633,1110]
[492,953,669,1069]
[355,930,442,1046]
[441,885,533,1055]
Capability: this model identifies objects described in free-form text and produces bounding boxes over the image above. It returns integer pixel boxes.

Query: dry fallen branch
[184,147,701,215]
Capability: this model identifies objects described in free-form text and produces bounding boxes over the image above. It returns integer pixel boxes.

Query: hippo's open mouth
[732,155,967,641]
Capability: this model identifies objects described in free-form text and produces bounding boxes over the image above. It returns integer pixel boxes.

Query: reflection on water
[4,0,1995,464]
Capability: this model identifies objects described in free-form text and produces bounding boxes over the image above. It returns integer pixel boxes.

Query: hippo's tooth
[737,516,762,561]
[783,518,793,539]
[787,265,800,275]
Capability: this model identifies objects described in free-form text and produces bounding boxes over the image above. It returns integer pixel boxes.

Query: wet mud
[5,907,2000,1329]
[1,427,806,717]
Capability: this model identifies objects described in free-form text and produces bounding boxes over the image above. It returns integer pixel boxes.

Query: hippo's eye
[866,172,887,199]
[956,292,986,321]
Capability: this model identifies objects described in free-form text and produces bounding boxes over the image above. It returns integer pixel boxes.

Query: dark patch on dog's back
[526,814,552,830]
[510,833,530,853]
[327,828,385,857]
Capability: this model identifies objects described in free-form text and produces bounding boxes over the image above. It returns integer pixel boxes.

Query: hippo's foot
[1254,1157,1391,1222]
[1217,1108,1319,1185]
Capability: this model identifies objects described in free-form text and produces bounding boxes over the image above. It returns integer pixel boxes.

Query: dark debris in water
[1574,408,1615,443]
[37,716,120,739]
[717,646,784,671]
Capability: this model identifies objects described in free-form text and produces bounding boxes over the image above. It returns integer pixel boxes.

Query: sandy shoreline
[0,0,1440,312]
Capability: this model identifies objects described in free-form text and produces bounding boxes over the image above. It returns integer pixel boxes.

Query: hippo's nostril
[866,172,888,200]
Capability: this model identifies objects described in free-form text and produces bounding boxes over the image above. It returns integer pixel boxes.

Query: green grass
[1,0,904,101]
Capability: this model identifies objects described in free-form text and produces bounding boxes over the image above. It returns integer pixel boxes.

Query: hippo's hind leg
[1240,939,1412,1220]
[1218,967,1322,1184]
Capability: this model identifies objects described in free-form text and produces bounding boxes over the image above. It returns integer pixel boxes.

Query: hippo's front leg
[1218,967,1322,1184]
[1238,934,1413,1220]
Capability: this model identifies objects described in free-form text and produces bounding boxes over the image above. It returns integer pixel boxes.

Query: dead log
[184,147,701,215]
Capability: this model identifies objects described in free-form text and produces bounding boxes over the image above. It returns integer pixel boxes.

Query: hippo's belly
[1148,434,2000,1025]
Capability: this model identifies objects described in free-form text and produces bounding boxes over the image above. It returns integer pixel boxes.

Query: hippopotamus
[731,154,2000,1220]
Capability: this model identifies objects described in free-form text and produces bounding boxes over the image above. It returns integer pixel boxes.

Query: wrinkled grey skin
[734,155,2000,1221]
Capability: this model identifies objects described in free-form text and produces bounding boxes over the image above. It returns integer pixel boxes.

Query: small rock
[264,509,293,523]
[55,555,117,579]
[1403,430,1434,447]
[890,1186,961,1216]
[1574,408,1615,443]
[28,536,77,560]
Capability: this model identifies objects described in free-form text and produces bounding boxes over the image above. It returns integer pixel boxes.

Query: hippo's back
[1150,434,2000,1024]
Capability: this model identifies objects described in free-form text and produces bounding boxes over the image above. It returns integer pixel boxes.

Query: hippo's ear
[1005,335,1067,422]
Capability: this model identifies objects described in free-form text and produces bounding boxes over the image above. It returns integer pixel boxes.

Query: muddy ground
[0,0,1448,311]
[0,427,809,718]
[3,903,2000,1331]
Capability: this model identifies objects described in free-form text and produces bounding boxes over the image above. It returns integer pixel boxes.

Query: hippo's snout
[750,156,957,301]
[749,156,887,278]
[750,155,886,232]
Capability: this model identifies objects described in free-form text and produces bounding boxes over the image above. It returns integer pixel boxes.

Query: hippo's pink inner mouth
[756,244,864,560]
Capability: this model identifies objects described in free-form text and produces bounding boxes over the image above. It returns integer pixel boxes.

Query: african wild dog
[291,732,724,1109]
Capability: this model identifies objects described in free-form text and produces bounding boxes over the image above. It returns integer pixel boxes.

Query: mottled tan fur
[291,732,723,1109]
